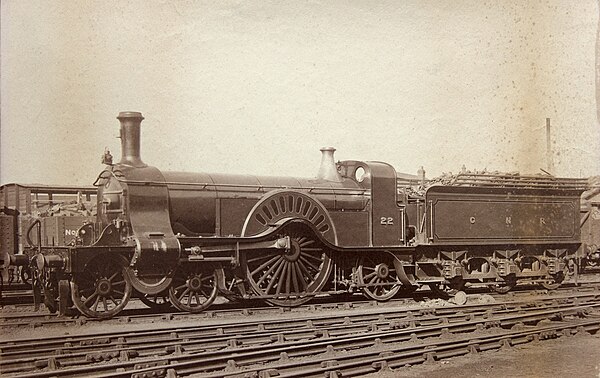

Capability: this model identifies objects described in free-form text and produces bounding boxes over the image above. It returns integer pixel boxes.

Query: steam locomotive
[24,112,587,318]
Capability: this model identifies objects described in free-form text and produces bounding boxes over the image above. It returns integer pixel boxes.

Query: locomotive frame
[24,112,587,318]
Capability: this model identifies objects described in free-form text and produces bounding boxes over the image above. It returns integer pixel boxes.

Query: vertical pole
[546,118,555,174]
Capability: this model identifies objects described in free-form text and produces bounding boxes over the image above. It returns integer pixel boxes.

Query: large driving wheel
[243,225,332,307]
[356,255,401,301]
[168,264,218,313]
[71,254,132,319]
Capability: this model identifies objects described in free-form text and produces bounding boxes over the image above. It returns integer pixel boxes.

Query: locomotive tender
[29,112,586,318]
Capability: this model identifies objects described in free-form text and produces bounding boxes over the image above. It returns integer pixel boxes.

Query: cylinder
[117,111,146,167]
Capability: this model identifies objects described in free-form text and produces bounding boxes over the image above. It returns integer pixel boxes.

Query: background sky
[1,1,599,186]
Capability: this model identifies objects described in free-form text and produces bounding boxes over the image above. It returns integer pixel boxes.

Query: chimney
[117,111,146,167]
[417,166,426,186]
[317,147,342,182]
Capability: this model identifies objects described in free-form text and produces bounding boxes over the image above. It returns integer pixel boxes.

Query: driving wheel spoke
[244,224,332,307]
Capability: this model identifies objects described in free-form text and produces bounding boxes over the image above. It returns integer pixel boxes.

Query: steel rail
[2,296,599,377]
[2,280,599,329]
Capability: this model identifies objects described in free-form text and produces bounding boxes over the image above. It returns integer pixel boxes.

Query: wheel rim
[71,255,132,319]
[244,225,332,307]
[168,265,218,313]
[357,256,401,301]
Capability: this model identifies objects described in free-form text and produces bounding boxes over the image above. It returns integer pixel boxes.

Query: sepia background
[1,0,599,185]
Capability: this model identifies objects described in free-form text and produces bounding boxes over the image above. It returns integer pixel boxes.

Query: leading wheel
[243,224,332,307]
[71,254,132,319]
[168,265,219,313]
[356,255,401,301]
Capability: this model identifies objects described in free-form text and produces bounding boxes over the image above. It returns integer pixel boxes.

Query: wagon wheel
[492,275,517,294]
[138,290,172,310]
[168,264,219,313]
[243,224,333,307]
[71,254,132,319]
[430,277,465,298]
[42,271,59,313]
[540,271,565,290]
[20,266,32,284]
[356,255,401,301]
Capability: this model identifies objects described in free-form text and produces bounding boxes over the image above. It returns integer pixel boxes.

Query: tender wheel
[493,275,517,294]
[540,271,565,290]
[138,290,171,310]
[71,254,132,319]
[430,277,465,298]
[168,265,218,313]
[243,224,333,307]
[356,255,401,301]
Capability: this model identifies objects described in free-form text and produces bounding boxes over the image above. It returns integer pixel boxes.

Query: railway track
[1,287,600,377]
[2,281,600,329]
[0,284,33,306]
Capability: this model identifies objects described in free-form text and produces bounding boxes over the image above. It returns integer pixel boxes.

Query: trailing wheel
[243,224,332,307]
[71,254,132,319]
[168,264,219,313]
[356,255,401,301]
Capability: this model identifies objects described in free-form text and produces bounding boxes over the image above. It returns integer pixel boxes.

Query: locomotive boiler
[30,112,587,318]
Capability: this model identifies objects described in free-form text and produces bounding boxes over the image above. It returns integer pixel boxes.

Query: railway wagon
[579,179,600,270]
[25,111,586,318]
[0,184,96,292]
